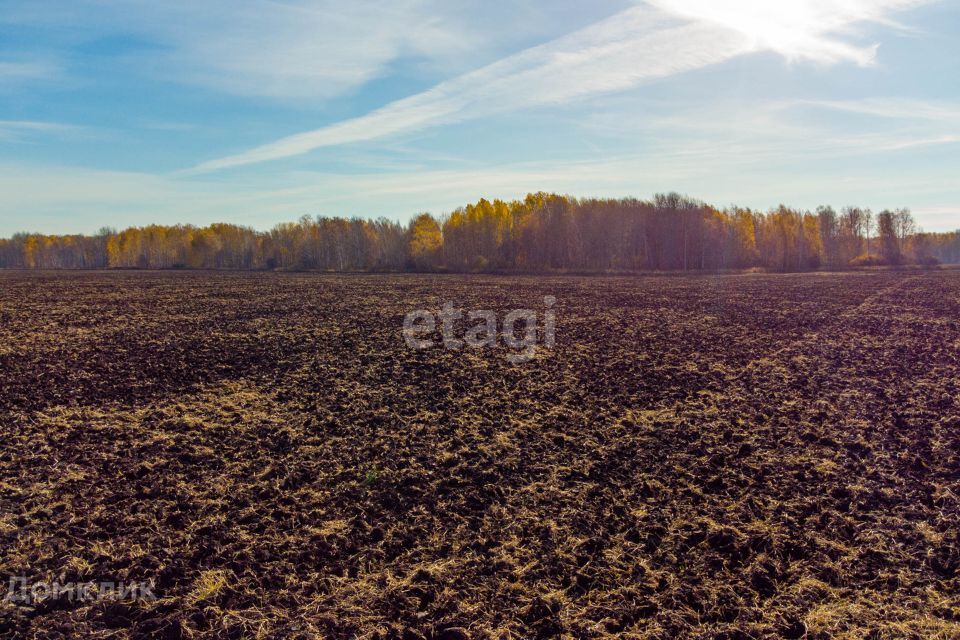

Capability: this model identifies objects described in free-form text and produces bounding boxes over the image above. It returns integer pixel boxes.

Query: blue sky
[0,0,958,236]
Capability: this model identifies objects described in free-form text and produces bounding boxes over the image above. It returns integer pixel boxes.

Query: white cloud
[795,97,960,123]
[0,120,74,131]
[191,0,934,172]
[138,0,482,100]
[0,0,487,100]
[0,120,84,141]
[646,0,931,65]
[4,101,958,237]
[589,96,960,154]
[0,60,59,86]
[190,6,754,171]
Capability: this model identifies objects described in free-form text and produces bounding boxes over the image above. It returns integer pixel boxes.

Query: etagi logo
[403,296,556,363]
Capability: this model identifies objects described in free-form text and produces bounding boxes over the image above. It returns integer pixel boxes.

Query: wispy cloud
[632,96,960,145]
[647,0,931,65]
[191,0,934,172]
[795,97,960,123]
[0,120,82,141]
[0,0,487,100]
[0,120,73,131]
[0,60,59,86]
[189,6,753,172]
[140,0,483,100]
[4,98,958,238]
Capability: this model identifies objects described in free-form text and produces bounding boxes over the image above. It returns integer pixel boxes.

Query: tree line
[1,193,957,272]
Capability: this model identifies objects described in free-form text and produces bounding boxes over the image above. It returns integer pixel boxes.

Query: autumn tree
[0,195,953,273]
[876,210,901,265]
[408,213,443,270]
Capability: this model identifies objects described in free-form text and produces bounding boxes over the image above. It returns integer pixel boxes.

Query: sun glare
[647,0,906,64]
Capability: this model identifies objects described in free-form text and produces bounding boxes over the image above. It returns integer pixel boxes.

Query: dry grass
[0,270,957,638]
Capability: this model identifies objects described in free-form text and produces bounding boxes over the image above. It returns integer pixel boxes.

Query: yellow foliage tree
[408,213,443,269]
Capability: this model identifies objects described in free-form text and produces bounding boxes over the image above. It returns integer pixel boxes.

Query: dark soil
[0,270,957,639]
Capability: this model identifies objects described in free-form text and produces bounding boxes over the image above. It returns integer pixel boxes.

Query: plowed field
[0,270,958,639]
